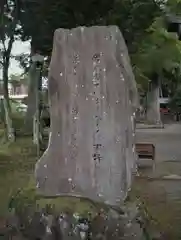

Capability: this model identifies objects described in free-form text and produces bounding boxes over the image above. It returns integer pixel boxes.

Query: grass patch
[0,136,106,219]
[131,177,181,239]
[1,127,181,238]
[0,137,37,217]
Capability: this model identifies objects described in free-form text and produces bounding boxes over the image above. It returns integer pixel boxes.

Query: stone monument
[35,26,139,207]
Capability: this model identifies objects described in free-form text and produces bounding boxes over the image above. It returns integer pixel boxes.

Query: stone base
[6,208,144,240]
[4,189,156,240]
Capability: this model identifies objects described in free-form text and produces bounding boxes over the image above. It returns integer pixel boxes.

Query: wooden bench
[135,143,156,170]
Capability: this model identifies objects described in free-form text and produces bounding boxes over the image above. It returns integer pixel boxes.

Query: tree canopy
[133,17,181,91]
[17,0,181,98]
[2,0,181,138]
[3,0,181,102]
[19,0,162,55]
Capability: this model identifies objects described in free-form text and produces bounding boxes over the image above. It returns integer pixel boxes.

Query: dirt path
[134,123,181,239]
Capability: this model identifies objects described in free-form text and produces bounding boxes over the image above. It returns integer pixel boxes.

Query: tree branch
[4,0,19,64]
[0,0,6,52]
[0,22,6,53]
[20,67,30,77]
[1,39,6,52]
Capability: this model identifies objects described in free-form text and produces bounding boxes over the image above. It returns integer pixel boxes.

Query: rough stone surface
[35,26,139,206]
[6,205,147,240]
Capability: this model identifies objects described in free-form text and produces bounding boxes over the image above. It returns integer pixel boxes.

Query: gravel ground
[134,123,181,239]
[136,123,181,163]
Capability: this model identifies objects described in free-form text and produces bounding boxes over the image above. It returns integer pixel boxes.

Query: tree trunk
[24,62,39,135]
[0,98,5,123]
[146,82,161,124]
[3,68,15,142]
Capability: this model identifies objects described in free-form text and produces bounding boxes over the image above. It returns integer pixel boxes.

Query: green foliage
[9,73,28,85]
[3,0,181,101]
[106,0,163,53]
[132,16,181,92]
[0,0,21,64]
[0,0,22,131]
[166,0,181,15]
[19,0,162,55]
[17,0,168,95]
